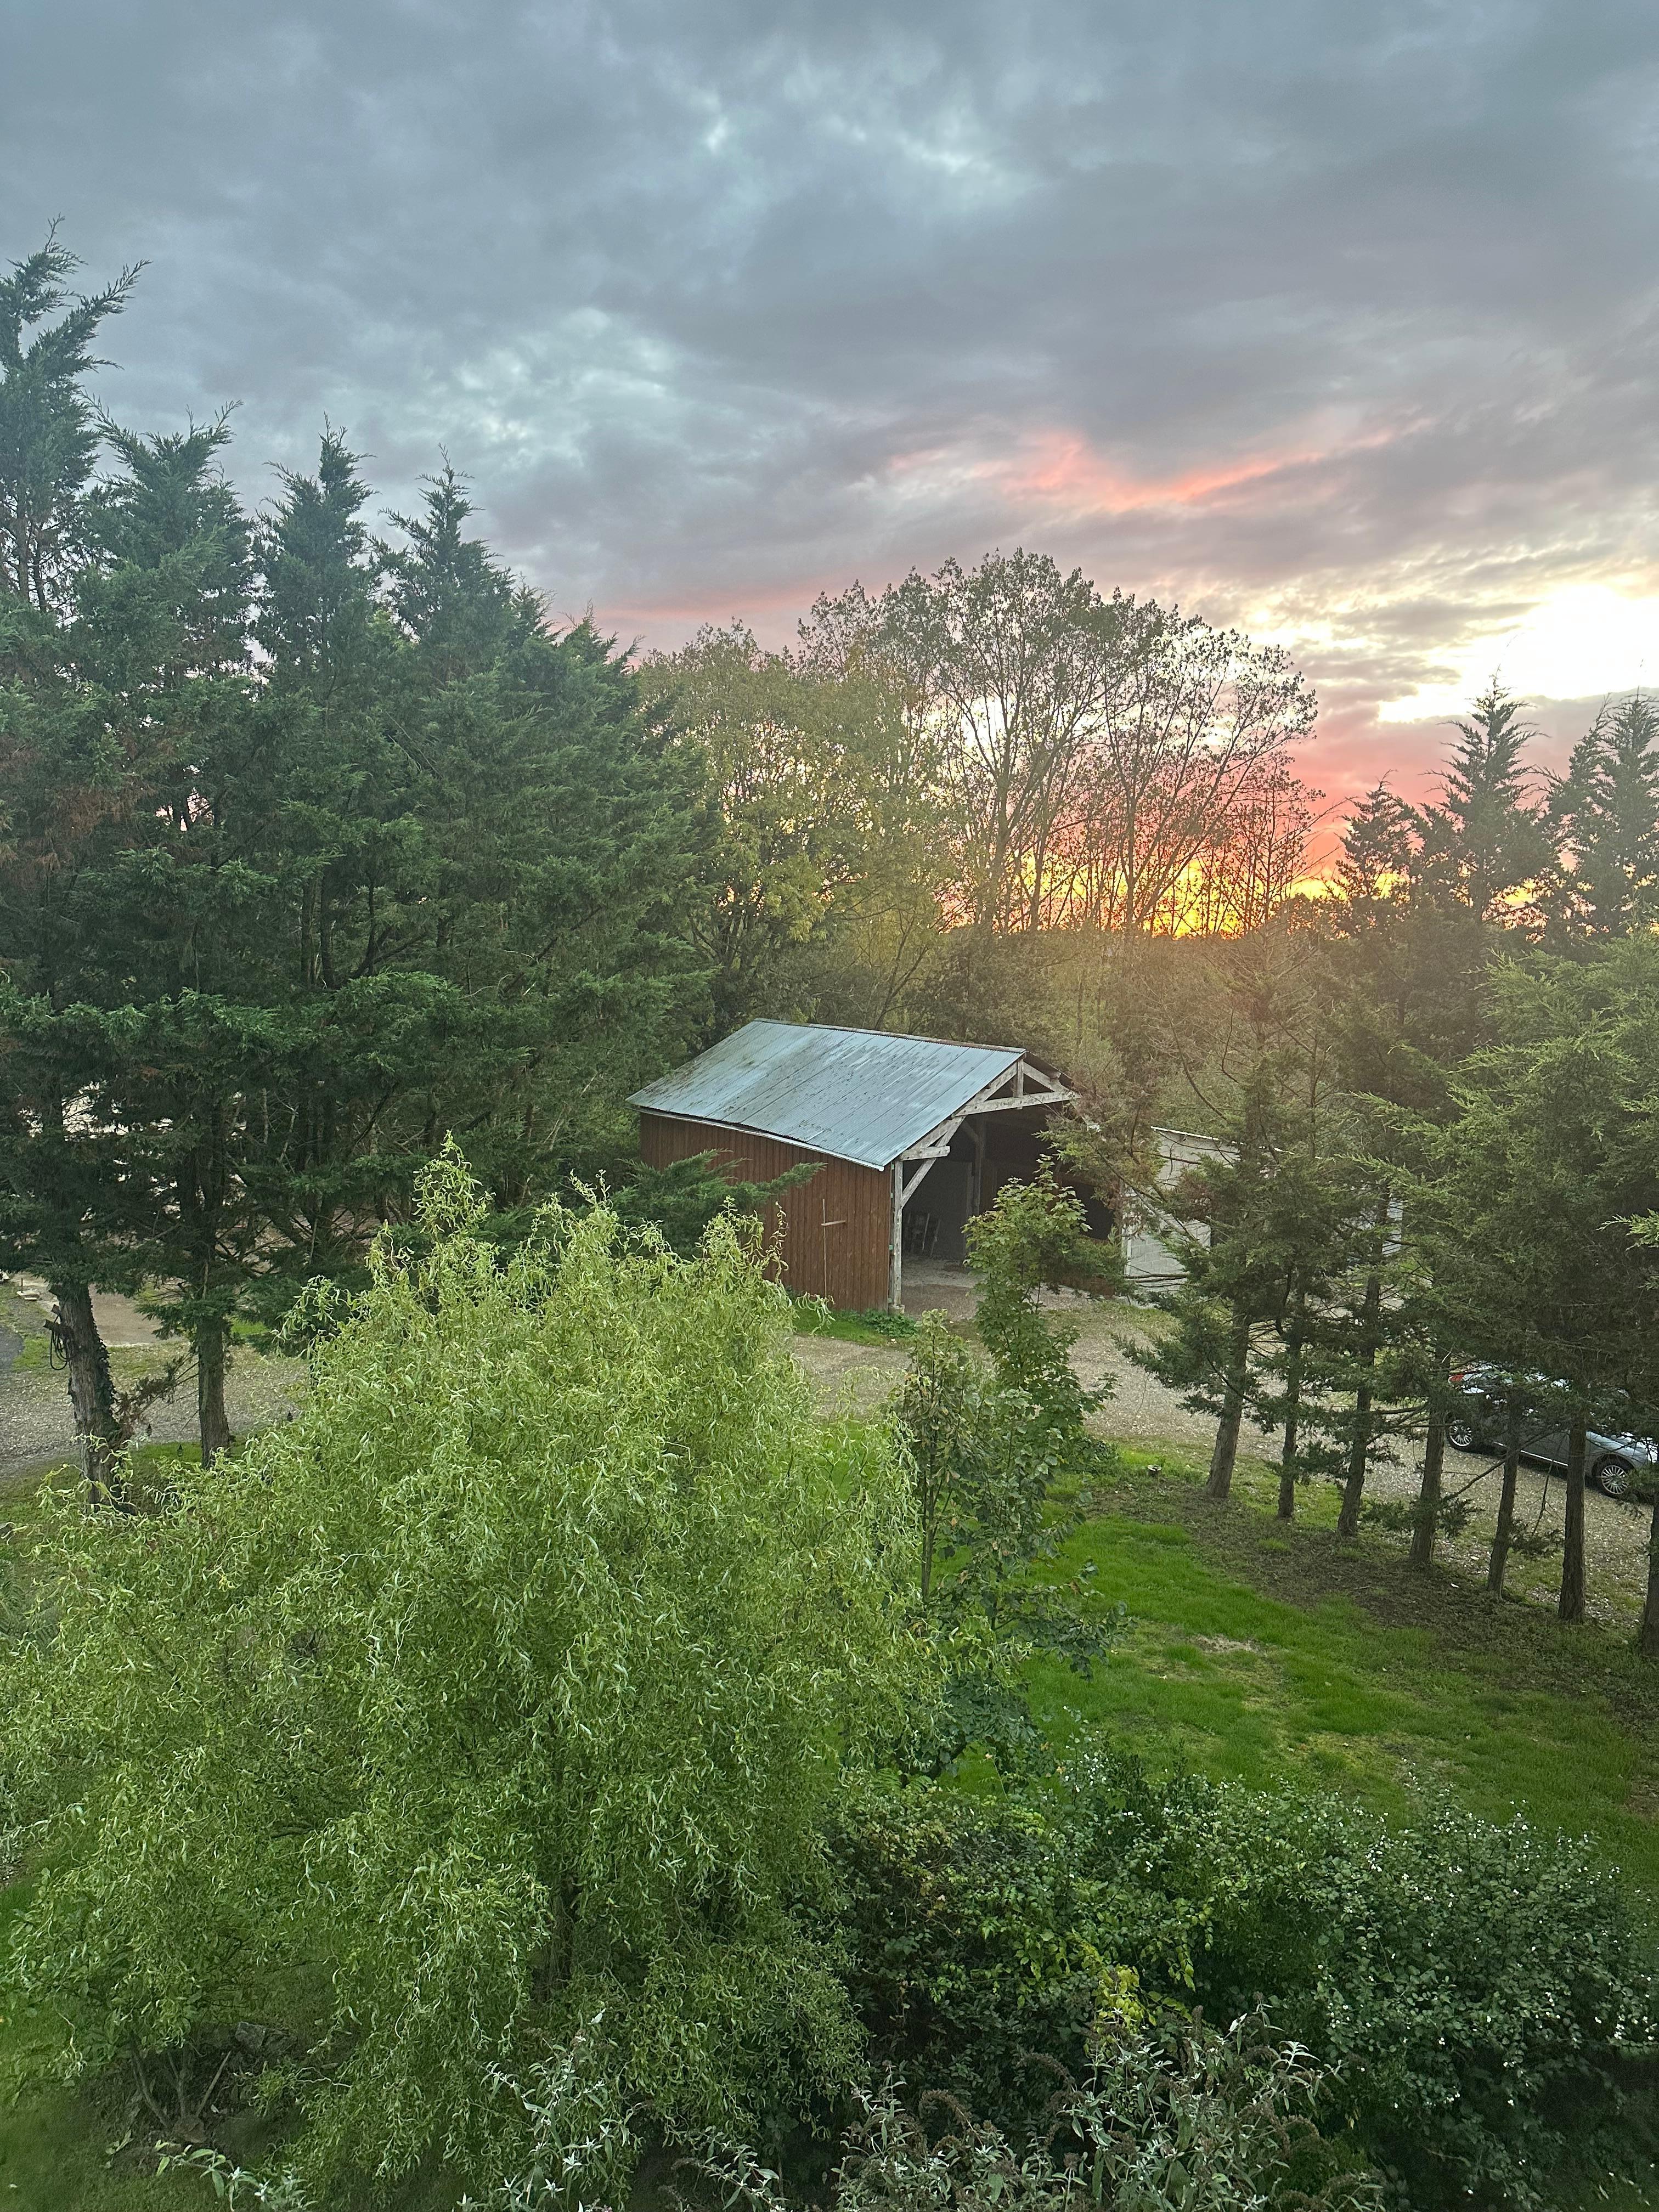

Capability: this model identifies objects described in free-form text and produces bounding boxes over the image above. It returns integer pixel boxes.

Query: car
[1444,1366,1658,1498]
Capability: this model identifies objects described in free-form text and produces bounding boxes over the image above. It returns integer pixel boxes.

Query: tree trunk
[1638,1499,1659,1658]
[48,1282,123,1502]
[196,1318,233,1467]
[1486,1396,1523,1597]
[1410,1404,1446,1571]
[1276,1329,1304,1522]
[1207,1310,1251,1501]
[1335,1239,1386,1541]
[1559,1418,1588,1624]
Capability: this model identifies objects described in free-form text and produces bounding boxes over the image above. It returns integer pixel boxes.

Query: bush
[825,1781,1108,2129]
[0,1151,926,2200]
[1150,1782,1658,2208]
[827,1762,1657,2207]
[967,1166,1114,1464]
[678,2013,1380,2212]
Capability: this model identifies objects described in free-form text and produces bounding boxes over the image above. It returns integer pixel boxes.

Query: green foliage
[0,1153,925,2201]
[639,622,947,1030]
[681,2014,1379,2212]
[828,1760,1656,2207]
[824,1780,1118,2129]
[607,1150,816,1258]
[1,283,713,1466]
[1417,684,1556,926]
[892,1290,1122,1776]
[1550,693,1659,937]
[967,1164,1113,1457]
[0,235,138,613]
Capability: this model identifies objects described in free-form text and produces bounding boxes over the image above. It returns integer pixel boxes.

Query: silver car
[1445,1366,1658,1498]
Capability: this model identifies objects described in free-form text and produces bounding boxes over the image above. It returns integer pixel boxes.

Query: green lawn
[1028,1447,1659,1897]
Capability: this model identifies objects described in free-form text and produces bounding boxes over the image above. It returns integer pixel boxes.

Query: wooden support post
[970,1118,986,1218]
[889,1162,905,1310]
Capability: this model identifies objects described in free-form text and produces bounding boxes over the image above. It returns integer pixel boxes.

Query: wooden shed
[629,1020,1073,1309]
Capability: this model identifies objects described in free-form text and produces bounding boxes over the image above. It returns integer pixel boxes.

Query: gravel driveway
[793,1266,1652,1627]
[0,1285,305,1485]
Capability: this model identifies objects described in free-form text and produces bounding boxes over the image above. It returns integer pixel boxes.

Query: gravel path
[5,1267,1644,1625]
[793,1268,1652,1627]
[0,1288,306,1483]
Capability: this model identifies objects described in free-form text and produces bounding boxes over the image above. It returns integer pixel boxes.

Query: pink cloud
[887,420,1410,521]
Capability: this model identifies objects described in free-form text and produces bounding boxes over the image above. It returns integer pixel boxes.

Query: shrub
[678,2012,1380,2212]
[825,1781,1108,2129]
[889,1314,1123,1779]
[827,1762,1657,2207]
[967,1165,1111,1462]
[0,1150,926,2200]
[1148,1782,1659,2208]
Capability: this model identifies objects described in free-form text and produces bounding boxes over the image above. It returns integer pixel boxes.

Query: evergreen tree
[1138,947,1352,1505]
[1324,772,1507,1547]
[2,243,713,1468]
[0,235,137,614]
[0,240,148,1484]
[1417,682,1555,923]
[1551,693,1659,936]
[1409,948,1659,1624]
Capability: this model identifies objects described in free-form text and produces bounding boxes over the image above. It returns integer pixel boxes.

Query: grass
[1027,1443,1659,1898]
[792,1300,918,1346]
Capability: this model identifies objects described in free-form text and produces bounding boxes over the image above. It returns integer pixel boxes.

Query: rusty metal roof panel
[628,1020,1026,1170]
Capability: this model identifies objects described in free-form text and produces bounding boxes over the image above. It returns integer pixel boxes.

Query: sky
[8,0,1659,838]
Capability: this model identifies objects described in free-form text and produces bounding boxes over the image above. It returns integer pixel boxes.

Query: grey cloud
[5,0,1659,800]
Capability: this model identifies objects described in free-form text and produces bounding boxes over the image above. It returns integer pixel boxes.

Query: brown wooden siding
[639,1110,891,1309]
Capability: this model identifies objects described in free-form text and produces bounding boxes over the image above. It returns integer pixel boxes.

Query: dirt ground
[793,1261,1652,1629]
[0,1282,304,1481]
[4,1260,1644,1627]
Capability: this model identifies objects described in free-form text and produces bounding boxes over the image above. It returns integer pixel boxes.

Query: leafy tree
[811,555,1314,939]
[892,1181,1120,1776]
[967,1161,1114,1461]
[895,1311,985,1611]
[641,621,949,1030]
[0,1156,924,2197]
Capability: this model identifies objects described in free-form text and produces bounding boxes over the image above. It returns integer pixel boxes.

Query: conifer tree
[1138,947,1351,1504]
[2,239,713,1468]
[1418,682,1555,923]
[1409,950,1659,1623]
[1551,693,1659,936]
[0,239,147,1483]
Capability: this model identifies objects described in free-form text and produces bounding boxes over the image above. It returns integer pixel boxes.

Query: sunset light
[8,7,1659,2198]
[1380,583,1659,723]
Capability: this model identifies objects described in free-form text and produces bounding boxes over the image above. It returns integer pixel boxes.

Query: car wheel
[1446,1416,1479,1452]
[1593,1454,1633,1498]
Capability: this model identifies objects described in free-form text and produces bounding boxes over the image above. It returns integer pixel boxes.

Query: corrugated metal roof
[629,1020,1028,1171]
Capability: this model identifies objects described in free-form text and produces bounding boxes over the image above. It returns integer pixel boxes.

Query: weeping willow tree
[0,1151,926,2202]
